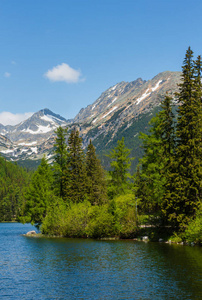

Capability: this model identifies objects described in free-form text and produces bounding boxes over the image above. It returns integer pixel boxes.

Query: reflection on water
[0,223,202,299]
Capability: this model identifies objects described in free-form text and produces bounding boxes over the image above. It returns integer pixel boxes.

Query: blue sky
[0,0,202,125]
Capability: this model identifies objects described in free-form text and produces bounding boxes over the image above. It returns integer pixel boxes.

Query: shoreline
[22,231,201,246]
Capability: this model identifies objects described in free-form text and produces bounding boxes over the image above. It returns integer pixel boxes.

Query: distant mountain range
[0,71,181,171]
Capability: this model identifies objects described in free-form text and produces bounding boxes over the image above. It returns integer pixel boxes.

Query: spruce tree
[64,128,87,203]
[108,137,132,198]
[86,140,107,205]
[158,94,175,157]
[163,48,202,228]
[136,94,175,216]
[53,126,68,198]
[21,156,54,227]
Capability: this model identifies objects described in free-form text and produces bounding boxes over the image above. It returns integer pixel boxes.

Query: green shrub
[184,206,202,244]
[114,194,138,238]
[169,232,183,243]
[65,201,91,237]
[41,196,67,236]
[86,205,116,238]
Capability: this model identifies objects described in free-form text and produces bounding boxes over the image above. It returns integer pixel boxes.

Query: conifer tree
[158,94,175,157]
[53,126,68,198]
[108,137,132,198]
[163,48,202,228]
[86,140,107,205]
[64,128,87,203]
[21,156,54,227]
[136,94,175,215]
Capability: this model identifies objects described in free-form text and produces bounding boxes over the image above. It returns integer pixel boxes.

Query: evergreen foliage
[20,157,54,227]
[86,140,107,205]
[107,137,133,198]
[163,48,202,228]
[135,94,175,217]
[53,126,68,198]
[64,128,87,203]
[0,156,29,221]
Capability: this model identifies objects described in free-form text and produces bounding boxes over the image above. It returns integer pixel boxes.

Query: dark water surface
[0,223,202,299]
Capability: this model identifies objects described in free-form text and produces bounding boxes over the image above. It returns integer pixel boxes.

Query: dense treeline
[0,157,30,221]
[135,47,202,243]
[1,48,201,243]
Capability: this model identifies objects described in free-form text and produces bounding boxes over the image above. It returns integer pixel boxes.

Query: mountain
[71,71,181,170]
[0,108,71,163]
[0,71,181,171]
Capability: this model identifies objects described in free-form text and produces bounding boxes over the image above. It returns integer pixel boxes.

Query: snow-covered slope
[0,109,70,161]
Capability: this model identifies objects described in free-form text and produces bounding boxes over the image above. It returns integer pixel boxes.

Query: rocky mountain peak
[73,71,180,128]
[0,71,182,166]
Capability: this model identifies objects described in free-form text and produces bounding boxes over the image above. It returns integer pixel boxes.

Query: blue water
[0,223,202,299]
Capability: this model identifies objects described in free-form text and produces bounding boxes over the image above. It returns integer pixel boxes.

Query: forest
[1,48,201,244]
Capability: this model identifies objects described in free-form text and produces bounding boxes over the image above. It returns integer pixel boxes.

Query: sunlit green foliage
[64,128,87,203]
[163,48,202,228]
[53,126,68,198]
[86,140,107,205]
[184,205,202,244]
[107,137,133,198]
[19,157,54,227]
[0,156,30,221]
[41,198,138,239]
[135,94,175,217]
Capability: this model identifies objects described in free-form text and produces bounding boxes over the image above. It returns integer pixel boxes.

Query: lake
[0,223,202,299]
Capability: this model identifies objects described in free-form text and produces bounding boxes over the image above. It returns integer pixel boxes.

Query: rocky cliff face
[0,71,181,168]
[72,71,181,147]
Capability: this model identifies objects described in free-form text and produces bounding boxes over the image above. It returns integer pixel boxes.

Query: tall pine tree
[53,126,68,198]
[163,48,202,228]
[108,137,132,198]
[136,94,175,216]
[64,128,87,203]
[20,156,54,228]
[86,140,107,205]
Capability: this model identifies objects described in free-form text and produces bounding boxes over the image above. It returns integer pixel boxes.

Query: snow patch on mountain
[21,125,53,134]
[102,106,118,119]
[92,118,98,124]
[136,89,151,105]
[107,97,118,108]
[40,114,64,124]
[1,149,14,154]
[18,141,37,146]
[21,149,29,153]
[111,84,117,91]
[151,80,162,92]
[31,147,38,153]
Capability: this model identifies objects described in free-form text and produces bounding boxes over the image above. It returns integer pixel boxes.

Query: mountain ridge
[0,71,181,170]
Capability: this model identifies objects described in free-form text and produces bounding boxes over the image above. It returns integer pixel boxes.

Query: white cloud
[0,112,33,126]
[4,72,11,78]
[44,63,83,83]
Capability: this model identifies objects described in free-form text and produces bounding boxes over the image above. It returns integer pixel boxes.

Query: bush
[113,194,138,238]
[184,206,202,244]
[41,193,139,239]
[65,201,91,237]
[86,205,116,238]
[41,196,67,236]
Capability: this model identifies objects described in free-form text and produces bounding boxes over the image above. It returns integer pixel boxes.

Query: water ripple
[0,223,202,299]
